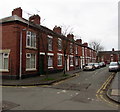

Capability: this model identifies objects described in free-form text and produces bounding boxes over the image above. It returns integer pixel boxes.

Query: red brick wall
[2,22,19,78]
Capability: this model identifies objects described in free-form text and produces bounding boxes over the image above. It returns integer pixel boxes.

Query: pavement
[2,69,81,86]
[107,71,120,103]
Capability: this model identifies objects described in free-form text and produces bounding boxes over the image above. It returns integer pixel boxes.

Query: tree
[62,38,70,75]
[60,24,73,36]
[60,25,74,74]
[89,40,104,53]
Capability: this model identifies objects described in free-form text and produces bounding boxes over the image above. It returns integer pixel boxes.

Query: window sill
[58,49,62,51]
[26,68,37,71]
[48,67,53,69]
[58,65,62,67]
[70,65,74,67]
[0,69,9,72]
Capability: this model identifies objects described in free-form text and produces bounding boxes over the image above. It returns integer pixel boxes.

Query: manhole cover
[1,100,19,111]
[52,83,91,91]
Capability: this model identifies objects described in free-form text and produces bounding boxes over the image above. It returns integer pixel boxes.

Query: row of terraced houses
[0,7,97,79]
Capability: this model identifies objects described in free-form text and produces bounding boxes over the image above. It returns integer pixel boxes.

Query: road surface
[2,66,119,110]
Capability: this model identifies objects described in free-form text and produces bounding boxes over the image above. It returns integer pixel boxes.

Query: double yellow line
[96,73,119,107]
[96,73,114,94]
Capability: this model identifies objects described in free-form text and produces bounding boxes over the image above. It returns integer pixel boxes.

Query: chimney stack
[67,34,74,40]
[12,7,22,18]
[76,39,82,44]
[112,48,114,51]
[53,26,61,34]
[83,42,88,47]
[29,15,41,25]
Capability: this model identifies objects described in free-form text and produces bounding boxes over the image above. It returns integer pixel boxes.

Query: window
[75,57,78,66]
[48,36,53,51]
[58,38,62,51]
[26,53,36,70]
[85,48,87,57]
[90,50,92,57]
[70,56,74,66]
[70,43,73,53]
[48,56,53,68]
[58,55,62,66]
[75,45,78,54]
[0,53,9,71]
[26,31,36,48]
[82,47,84,57]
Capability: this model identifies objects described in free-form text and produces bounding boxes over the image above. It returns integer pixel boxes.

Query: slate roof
[0,15,95,50]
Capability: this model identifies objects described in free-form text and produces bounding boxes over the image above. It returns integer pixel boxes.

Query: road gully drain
[1,100,19,111]
[51,83,91,91]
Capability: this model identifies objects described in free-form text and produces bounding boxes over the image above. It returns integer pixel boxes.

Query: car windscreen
[94,63,98,65]
[110,63,118,66]
[88,63,93,66]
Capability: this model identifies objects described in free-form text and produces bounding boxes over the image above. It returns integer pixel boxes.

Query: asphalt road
[2,66,119,110]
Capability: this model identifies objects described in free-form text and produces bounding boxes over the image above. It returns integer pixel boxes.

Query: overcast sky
[1,0,119,51]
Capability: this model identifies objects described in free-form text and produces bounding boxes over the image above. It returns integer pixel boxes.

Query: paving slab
[107,72,120,103]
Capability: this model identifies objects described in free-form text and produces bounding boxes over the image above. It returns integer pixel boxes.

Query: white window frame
[0,52,9,72]
[70,56,74,67]
[48,55,53,68]
[57,54,62,66]
[48,36,53,51]
[82,47,84,57]
[58,38,62,51]
[26,53,36,71]
[85,48,87,57]
[75,57,79,66]
[70,43,73,54]
[26,31,37,49]
[75,45,78,54]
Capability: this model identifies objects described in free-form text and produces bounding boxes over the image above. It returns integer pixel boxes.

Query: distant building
[98,48,120,64]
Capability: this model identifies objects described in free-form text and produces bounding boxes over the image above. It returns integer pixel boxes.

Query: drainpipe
[19,29,26,80]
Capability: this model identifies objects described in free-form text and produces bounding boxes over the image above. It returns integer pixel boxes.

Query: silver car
[83,63,96,71]
[109,62,119,72]
[94,63,100,69]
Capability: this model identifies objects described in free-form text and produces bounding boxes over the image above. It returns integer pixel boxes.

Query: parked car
[99,62,106,67]
[94,63,100,69]
[118,61,120,65]
[118,61,120,71]
[109,62,120,72]
[83,63,96,71]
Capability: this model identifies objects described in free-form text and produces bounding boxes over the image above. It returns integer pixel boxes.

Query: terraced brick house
[0,7,97,79]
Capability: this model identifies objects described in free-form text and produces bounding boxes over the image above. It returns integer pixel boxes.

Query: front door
[40,55,44,74]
